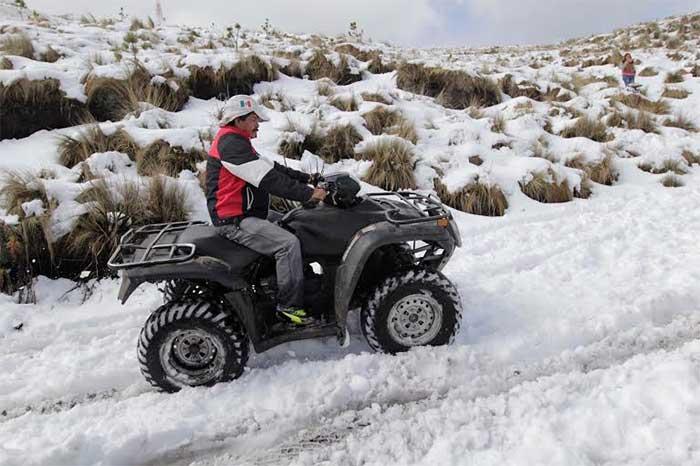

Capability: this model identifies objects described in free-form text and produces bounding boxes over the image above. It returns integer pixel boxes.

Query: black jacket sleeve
[218,134,314,202]
[273,162,311,183]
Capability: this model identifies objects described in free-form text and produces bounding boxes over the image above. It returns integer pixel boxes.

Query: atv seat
[179,224,262,273]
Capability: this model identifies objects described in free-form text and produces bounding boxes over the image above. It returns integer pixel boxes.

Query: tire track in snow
[156,312,700,466]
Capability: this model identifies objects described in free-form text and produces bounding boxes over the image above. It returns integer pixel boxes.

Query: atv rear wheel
[137,300,249,392]
[361,269,462,353]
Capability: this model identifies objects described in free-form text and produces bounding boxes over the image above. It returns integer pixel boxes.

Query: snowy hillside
[1,4,700,465]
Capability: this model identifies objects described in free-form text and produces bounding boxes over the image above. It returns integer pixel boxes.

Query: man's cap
[219,95,270,127]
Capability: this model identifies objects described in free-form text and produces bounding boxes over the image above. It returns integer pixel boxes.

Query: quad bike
[108,173,463,392]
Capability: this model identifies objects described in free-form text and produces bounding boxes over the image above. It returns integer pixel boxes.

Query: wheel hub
[160,328,226,387]
[387,293,443,346]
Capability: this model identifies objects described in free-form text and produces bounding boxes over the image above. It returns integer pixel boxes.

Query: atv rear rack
[365,191,451,225]
[107,221,208,270]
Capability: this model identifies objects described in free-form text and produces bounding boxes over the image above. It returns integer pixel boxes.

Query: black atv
[108,173,463,392]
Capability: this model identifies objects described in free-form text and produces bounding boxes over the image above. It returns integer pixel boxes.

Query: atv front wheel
[361,269,462,353]
[137,301,249,392]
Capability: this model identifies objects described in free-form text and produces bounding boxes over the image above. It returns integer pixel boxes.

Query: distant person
[621,53,636,87]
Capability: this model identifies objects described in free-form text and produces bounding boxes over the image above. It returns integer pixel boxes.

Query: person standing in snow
[621,53,636,87]
[205,95,327,325]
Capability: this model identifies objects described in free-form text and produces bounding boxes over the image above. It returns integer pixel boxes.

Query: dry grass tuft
[306,50,362,85]
[660,174,684,187]
[58,126,139,168]
[361,92,392,104]
[315,124,363,163]
[681,150,699,165]
[665,69,685,83]
[520,170,573,203]
[559,116,611,142]
[0,78,88,139]
[0,170,52,218]
[612,93,670,114]
[491,114,506,133]
[663,114,697,132]
[217,55,278,98]
[137,140,206,177]
[638,67,658,77]
[662,87,690,99]
[0,56,12,70]
[142,176,189,224]
[0,32,34,58]
[566,154,619,185]
[187,65,219,100]
[38,46,60,63]
[624,110,659,134]
[396,63,501,109]
[638,159,687,175]
[85,77,140,122]
[434,178,508,216]
[329,95,358,112]
[356,139,416,191]
[500,74,542,100]
[279,58,303,78]
[362,107,418,143]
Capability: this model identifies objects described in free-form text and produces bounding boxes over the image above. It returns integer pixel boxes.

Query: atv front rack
[365,191,451,225]
[107,221,208,270]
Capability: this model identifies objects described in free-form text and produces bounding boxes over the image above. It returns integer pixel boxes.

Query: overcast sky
[25,0,700,47]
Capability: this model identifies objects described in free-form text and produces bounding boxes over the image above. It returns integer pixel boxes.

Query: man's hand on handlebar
[310,187,327,202]
[309,173,324,187]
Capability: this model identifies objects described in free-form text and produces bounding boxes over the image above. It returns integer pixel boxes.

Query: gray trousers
[217,213,304,308]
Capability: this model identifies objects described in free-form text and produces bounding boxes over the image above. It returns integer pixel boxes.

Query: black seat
[179,224,262,273]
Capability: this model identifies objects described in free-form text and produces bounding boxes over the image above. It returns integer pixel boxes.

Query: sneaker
[276,306,314,326]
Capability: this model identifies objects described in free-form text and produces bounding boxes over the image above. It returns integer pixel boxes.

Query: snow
[1,5,700,466]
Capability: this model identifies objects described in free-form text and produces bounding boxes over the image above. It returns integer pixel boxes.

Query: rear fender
[334,221,454,330]
[117,256,248,304]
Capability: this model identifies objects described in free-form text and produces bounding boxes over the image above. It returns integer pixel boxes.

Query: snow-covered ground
[2,4,700,466]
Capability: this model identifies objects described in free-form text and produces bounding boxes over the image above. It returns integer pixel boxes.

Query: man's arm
[218,135,314,202]
[273,162,311,184]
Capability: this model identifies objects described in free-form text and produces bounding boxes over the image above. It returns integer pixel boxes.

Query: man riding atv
[206,95,326,325]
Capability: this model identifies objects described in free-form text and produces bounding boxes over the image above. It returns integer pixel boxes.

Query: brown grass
[306,50,362,85]
[356,139,416,191]
[662,87,690,99]
[520,170,572,203]
[217,55,278,98]
[279,58,303,78]
[136,140,207,177]
[0,32,34,58]
[396,63,501,109]
[434,178,508,216]
[624,110,659,133]
[361,92,392,104]
[85,77,140,122]
[660,174,684,187]
[329,95,358,111]
[491,114,506,133]
[681,150,699,165]
[559,117,611,142]
[612,94,670,114]
[187,65,219,100]
[362,107,418,143]
[142,176,189,224]
[638,67,658,77]
[665,69,685,83]
[500,74,542,100]
[0,56,12,70]
[663,114,697,132]
[638,159,687,175]
[0,78,88,139]
[566,154,619,185]
[0,170,52,218]
[38,46,60,63]
[58,126,139,168]
[314,124,361,163]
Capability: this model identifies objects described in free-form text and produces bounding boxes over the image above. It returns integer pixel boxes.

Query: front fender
[334,221,454,329]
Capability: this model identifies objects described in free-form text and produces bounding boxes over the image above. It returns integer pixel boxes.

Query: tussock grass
[361,92,392,104]
[143,176,189,224]
[396,63,501,109]
[520,170,573,203]
[491,114,506,133]
[367,56,396,74]
[362,107,418,143]
[661,174,684,187]
[638,67,658,76]
[0,56,12,70]
[144,78,190,112]
[334,44,379,62]
[566,154,619,185]
[85,77,140,122]
[663,114,696,132]
[665,69,685,83]
[356,139,416,191]
[329,95,358,111]
[606,111,625,127]
[187,65,218,100]
[0,32,34,58]
[500,74,541,100]
[434,178,508,216]
[691,64,700,78]
[0,170,52,218]
[58,126,139,168]
[612,93,670,114]
[624,110,659,133]
[316,78,335,96]
[306,50,362,85]
[0,78,88,139]
[279,59,303,78]
[217,55,277,98]
[316,124,362,163]
[638,159,687,175]
[559,116,611,142]
[681,150,699,165]
[38,46,60,63]
[662,87,690,99]
[136,140,206,177]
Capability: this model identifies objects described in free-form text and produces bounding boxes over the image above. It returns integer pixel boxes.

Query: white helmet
[219,95,270,127]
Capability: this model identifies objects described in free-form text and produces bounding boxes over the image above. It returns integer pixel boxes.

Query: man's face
[235,113,261,138]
